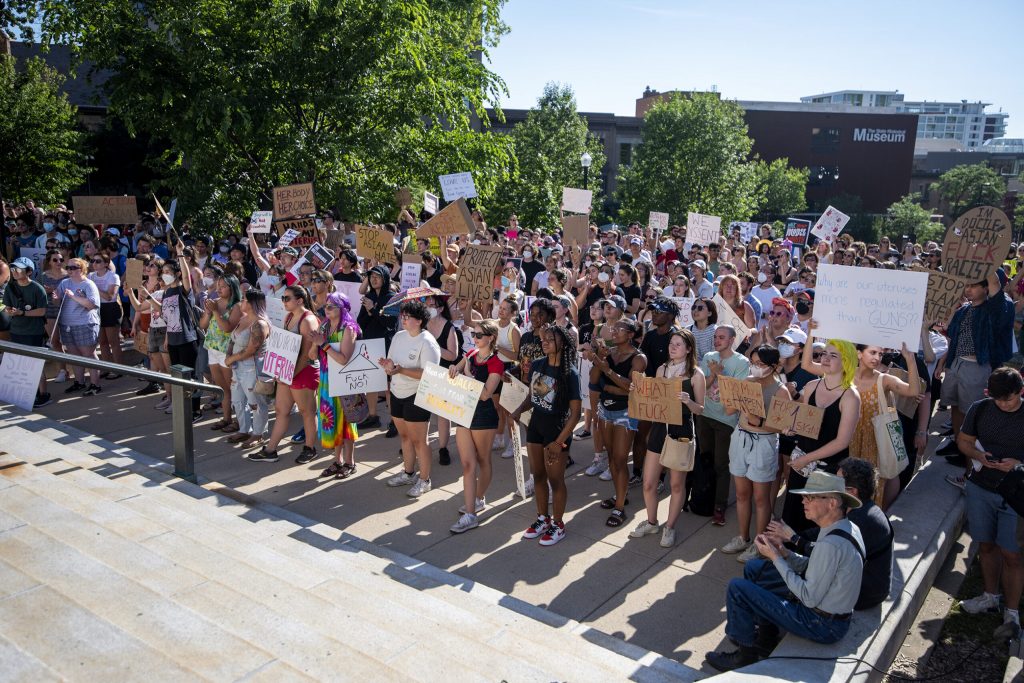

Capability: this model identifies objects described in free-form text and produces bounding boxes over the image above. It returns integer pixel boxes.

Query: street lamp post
[580,152,592,190]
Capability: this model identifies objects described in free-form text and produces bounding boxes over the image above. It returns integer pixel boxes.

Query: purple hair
[327,291,361,337]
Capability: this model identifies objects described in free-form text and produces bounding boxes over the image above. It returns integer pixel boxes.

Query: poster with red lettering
[261,326,302,384]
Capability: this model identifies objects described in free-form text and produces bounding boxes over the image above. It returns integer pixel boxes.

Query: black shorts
[10,333,46,347]
[527,410,572,449]
[99,301,123,328]
[647,420,694,455]
[390,392,430,423]
[469,400,499,430]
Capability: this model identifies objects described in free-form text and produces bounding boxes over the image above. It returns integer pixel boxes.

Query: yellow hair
[827,339,858,389]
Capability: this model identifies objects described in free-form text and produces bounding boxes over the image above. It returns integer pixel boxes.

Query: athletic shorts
[289,364,319,391]
[940,357,990,413]
[527,410,572,449]
[99,301,123,328]
[390,392,430,423]
[728,427,779,483]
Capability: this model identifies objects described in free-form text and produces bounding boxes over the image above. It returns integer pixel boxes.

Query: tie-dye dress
[318,326,359,449]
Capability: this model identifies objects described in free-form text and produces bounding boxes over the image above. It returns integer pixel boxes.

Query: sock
[1006,608,1019,624]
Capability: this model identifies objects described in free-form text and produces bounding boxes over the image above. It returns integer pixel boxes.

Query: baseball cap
[105,228,121,237]
[777,328,808,345]
[629,236,643,246]
[690,259,707,271]
[11,257,34,272]
[604,295,626,311]
[812,341,826,351]
[555,294,572,309]
[278,246,299,257]
[798,289,815,301]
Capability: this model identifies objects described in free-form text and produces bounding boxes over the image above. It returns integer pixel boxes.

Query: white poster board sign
[18,247,46,273]
[813,264,927,352]
[413,362,483,428]
[561,187,593,215]
[328,339,387,397]
[672,296,695,328]
[730,221,759,245]
[261,326,302,384]
[334,280,363,310]
[424,191,439,216]
[400,262,421,291]
[810,206,850,243]
[498,376,530,414]
[687,212,722,246]
[648,211,669,235]
[250,210,273,234]
[438,172,477,201]
[266,296,286,329]
[276,228,301,249]
[712,293,751,350]
[0,353,45,411]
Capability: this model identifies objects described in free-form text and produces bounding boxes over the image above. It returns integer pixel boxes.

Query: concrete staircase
[0,422,697,682]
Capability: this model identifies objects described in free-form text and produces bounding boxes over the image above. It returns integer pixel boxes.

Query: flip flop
[599,497,628,510]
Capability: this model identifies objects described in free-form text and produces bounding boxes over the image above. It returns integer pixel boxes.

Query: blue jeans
[725,575,851,647]
[231,361,269,437]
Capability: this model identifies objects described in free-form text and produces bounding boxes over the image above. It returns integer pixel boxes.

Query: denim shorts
[966,480,1020,552]
[598,405,637,431]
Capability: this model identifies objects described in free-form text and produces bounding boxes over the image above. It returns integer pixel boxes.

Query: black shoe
[296,446,318,465]
[439,447,451,466]
[753,624,781,657]
[945,453,967,467]
[136,382,161,396]
[357,415,381,430]
[64,381,86,394]
[247,448,279,463]
[706,645,761,672]
[101,371,122,380]
[385,422,398,438]
[566,456,575,468]
[83,384,102,396]
[192,411,204,424]
[936,438,961,457]
[33,393,52,409]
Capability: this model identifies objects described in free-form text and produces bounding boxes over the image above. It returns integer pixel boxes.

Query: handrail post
[169,365,197,483]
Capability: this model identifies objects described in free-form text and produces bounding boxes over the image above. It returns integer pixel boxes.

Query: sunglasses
[52,258,64,263]
[324,304,339,311]
[312,277,328,283]
[471,332,492,339]
[67,265,81,271]
[91,259,104,264]
[691,305,706,311]
[280,295,294,302]
[769,310,789,317]
[812,352,823,359]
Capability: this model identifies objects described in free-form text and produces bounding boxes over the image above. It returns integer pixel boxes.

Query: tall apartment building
[801,90,1008,151]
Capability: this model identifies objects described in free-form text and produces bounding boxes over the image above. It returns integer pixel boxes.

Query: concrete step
[0,632,63,683]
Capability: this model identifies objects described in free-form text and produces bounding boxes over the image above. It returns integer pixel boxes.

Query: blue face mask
[43,223,55,232]
[501,276,511,287]
[68,229,78,237]
[540,248,551,260]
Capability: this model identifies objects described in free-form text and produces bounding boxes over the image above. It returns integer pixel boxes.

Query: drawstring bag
[873,373,909,479]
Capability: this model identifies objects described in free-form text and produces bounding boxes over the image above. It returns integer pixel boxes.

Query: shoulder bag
[873,373,909,479]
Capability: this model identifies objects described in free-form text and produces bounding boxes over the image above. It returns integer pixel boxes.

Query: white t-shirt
[387,329,441,399]
[750,284,782,329]
[89,270,121,303]
[149,290,167,328]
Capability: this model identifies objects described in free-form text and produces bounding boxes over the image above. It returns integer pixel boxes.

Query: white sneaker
[961,592,1001,614]
[539,520,565,546]
[458,497,486,514]
[721,535,751,554]
[407,477,432,498]
[585,453,609,476]
[491,435,505,451]
[598,468,612,481]
[500,440,516,459]
[386,471,417,488]
[514,475,535,498]
[629,520,661,539]
[450,513,478,534]
[737,543,761,563]
[55,370,68,383]
[660,527,676,548]
[155,396,171,410]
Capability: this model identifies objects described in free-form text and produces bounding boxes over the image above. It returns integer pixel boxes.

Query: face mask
[500,276,511,287]
[161,274,175,285]
[540,248,551,260]
[68,229,78,237]
[523,250,533,259]
[796,301,811,315]
[778,343,796,359]
[597,272,610,283]
[202,276,214,288]
[471,239,481,245]
[749,365,770,378]
[219,246,229,254]
[757,272,768,284]
[153,228,164,238]
[427,306,439,319]
[43,223,54,232]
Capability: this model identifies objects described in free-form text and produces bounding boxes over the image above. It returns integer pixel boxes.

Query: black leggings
[168,341,201,413]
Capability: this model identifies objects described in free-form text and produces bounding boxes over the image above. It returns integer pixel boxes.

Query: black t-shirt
[333,271,362,283]
[529,356,581,416]
[518,329,545,381]
[521,259,545,290]
[640,325,677,377]
[963,398,1024,459]
[785,365,817,395]
[620,283,642,311]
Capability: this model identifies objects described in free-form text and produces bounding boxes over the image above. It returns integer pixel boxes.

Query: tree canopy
[748,157,808,220]
[929,163,1006,219]
[884,194,943,243]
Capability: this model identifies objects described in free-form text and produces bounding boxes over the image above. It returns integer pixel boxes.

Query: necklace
[822,376,842,391]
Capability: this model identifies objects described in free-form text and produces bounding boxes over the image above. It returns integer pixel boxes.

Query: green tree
[748,157,808,220]
[28,0,513,233]
[0,54,89,204]
[929,163,1006,219]
[488,82,605,230]
[883,194,943,243]
[616,93,756,226]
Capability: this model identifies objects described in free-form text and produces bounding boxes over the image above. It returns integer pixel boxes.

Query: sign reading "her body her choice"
[813,265,928,352]
[414,362,484,428]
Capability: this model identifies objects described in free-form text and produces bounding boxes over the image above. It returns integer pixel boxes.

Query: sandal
[211,418,232,430]
[336,463,357,480]
[606,509,627,527]
[226,432,251,444]
[320,462,345,478]
[220,420,240,433]
[599,497,628,510]
[241,435,265,448]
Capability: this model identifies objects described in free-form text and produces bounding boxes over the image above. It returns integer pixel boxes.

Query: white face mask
[757,272,768,284]
[161,274,175,285]
[597,272,610,283]
[749,365,771,378]
[427,306,439,319]
[202,276,214,288]
[777,343,796,359]
[523,250,533,259]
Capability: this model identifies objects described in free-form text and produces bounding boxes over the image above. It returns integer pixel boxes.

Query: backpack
[683,448,716,516]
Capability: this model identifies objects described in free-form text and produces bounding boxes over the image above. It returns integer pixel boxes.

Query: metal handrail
[0,340,223,483]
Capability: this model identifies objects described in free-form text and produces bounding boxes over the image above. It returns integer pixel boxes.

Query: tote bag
[873,373,909,479]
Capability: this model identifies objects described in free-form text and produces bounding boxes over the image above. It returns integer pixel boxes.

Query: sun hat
[789,471,861,509]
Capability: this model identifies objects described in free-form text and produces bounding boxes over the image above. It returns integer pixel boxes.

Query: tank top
[285,310,320,372]
[600,351,637,410]
[660,362,696,439]
[204,302,235,352]
[497,321,517,362]
[797,381,849,472]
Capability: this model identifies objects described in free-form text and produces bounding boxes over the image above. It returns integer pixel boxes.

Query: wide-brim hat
[788,471,861,509]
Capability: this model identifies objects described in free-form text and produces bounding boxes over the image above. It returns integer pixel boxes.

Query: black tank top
[797,381,849,472]
[600,351,637,410]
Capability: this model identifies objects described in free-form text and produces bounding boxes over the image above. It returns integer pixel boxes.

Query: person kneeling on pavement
[707,470,865,672]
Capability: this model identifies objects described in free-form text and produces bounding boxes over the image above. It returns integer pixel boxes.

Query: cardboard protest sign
[416,197,474,238]
[249,210,273,234]
[275,217,320,249]
[814,265,928,352]
[941,206,1013,284]
[457,244,503,306]
[152,193,174,229]
[672,296,694,327]
[134,330,149,354]
[686,212,722,246]
[272,183,316,220]
[923,271,967,327]
[400,261,422,291]
[394,187,412,209]
[499,376,530,414]
[438,172,477,201]
[124,258,145,290]
[303,242,335,271]
[561,214,590,248]
[266,296,286,329]
[784,218,811,247]
[628,371,683,425]
[712,293,751,350]
[649,212,670,235]
[561,187,592,215]
[414,362,484,428]
[810,206,850,243]
[72,196,139,225]
[324,229,345,250]
[328,339,387,397]
[261,326,302,384]
[886,367,928,419]
[356,225,394,263]
[0,353,46,411]
[423,191,439,216]
[764,397,823,439]
[718,376,766,418]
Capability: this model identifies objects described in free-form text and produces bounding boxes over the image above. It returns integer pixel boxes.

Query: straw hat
[788,471,861,509]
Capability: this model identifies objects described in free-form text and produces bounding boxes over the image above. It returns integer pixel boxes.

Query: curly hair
[542,324,579,421]
[827,339,858,389]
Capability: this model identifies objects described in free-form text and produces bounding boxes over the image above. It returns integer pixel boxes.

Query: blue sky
[487,0,1023,137]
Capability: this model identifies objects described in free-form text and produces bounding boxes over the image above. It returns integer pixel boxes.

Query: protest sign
[303,242,335,271]
[814,264,928,352]
[712,293,751,350]
[400,261,422,291]
[414,362,484,428]
[0,353,46,411]
[764,397,823,439]
[266,296,286,328]
[416,197,474,238]
[327,339,387,397]
[672,296,694,327]
[438,172,477,201]
[168,198,177,226]
[324,229,345,251]
[687,212,722,246]
[810,206,850,243]
[124,258,145,290]
[272,182,316,220]
[276,228,301,250]
[134,330,148,354]
[628,371,683,424]
[730,221,759,245]
[261,326,302,384]
[275,217,320,249]
[72,196,139,225]
[923,271,967,327]
[499,376,530,414]
[941,206,1013,284]
[649,212,670,235]
[18,247,46,273]
[561,214,590,248]
[394,187,412,209]
[423,191,439,216]
[784,218,811,247]
[152,193,174,229]
[457,244,504,306]
[356,225,394,263]
[561,187,592,215]
[886,367,928,419]
[334,280,363,310]
[249,210,273,234]
[718,376,766,418]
